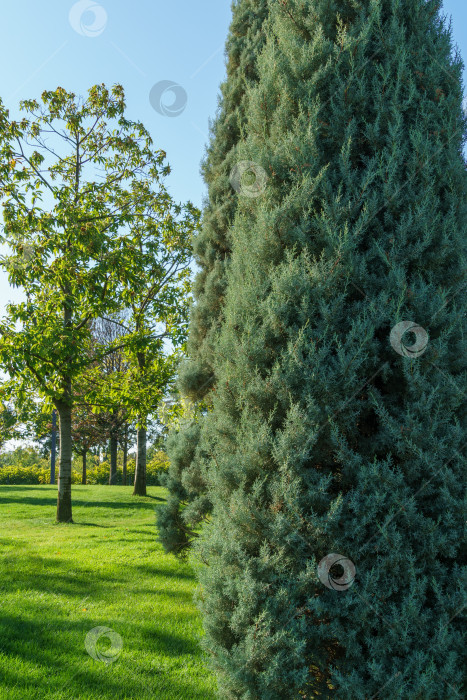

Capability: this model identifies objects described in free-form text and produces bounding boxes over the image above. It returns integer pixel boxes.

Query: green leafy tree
[18,395,55,457]
[72,314,139,486]
[86,314,132,485]
[192,1,467,698]
[118,418,136,485]
[0,446,48,470]
[0,384,51,453]
[157,0,270,554]
[71,401,102,485]
[0,84,197,522]
[101,202,197,497]
[0,399,17,450]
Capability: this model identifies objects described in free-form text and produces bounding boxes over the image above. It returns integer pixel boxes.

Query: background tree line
[0,313,173,487]
[0,83,199,519]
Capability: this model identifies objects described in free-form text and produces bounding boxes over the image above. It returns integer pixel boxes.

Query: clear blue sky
[0,0,465,312]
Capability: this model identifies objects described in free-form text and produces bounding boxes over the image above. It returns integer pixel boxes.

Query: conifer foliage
[157,0,270,555]
[193,0,466,697]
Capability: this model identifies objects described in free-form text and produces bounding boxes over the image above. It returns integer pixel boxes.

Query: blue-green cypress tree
[157,0,270,556]
[194,0,466,697]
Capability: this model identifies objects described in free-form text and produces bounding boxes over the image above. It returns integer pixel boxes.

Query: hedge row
[0,452,169,486]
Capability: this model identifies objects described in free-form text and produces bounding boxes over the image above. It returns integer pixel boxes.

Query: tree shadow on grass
[0,494,160,510]
[0,495,57,507]
[0,485,55,492]
[72,499,159,510]
[0,611,216,700]
[2,551,198,599]
[1,554,123,599]
[72,521,113,528]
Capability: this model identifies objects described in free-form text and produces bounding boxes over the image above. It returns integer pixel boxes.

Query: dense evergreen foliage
[191,0,467,697]
[157,0,270,555]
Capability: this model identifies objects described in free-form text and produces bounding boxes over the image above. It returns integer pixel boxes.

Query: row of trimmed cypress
[158,1,466,697]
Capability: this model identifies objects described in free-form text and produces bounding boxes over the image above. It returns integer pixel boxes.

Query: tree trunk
[56,398,73,523]
[133,423,147,496]
[109,432,118,485]
[133,351,147,496]
[82,449,87,485]
[122,432,128,486]
[50,409,57,485]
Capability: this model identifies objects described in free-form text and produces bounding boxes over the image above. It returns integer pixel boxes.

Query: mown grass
[0,484,216,700]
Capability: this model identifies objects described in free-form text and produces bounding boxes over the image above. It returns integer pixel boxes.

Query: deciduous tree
[102,203,198,497]
[0,84,197,521]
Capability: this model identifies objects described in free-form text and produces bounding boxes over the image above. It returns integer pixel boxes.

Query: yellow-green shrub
[0,463,82,484]
[84,451,169,486]
[0,464,51,484]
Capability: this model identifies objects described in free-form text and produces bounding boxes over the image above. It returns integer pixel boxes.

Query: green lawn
[0,484,216,700]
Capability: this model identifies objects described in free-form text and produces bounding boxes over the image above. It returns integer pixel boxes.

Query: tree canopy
[0,84,199,520]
